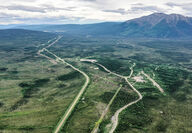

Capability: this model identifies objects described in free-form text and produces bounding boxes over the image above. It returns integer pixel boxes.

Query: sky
[0,0,192,25]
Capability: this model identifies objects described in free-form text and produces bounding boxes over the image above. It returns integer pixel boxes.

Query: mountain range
[121,13,192,38]
[1,13,192,39]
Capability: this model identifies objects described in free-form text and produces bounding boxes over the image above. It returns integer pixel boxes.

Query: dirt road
[81,60,141,133]
[141,71,164,93]
[108,78,142,133]
[45,49,90,133]
[93,62,142,133]
[91,85,122,133]
[128,63,136,78]
[95,62,142,133]
[38,37,90,133]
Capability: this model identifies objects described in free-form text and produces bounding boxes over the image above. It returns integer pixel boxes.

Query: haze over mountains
[1,13,192,38]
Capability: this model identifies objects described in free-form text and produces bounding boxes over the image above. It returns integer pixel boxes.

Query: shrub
[57,71,81,81]
[174,92,186,101]
[156,121,168,132]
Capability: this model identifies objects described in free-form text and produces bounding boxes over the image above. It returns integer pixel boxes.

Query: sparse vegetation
[56,71,81,81]
[0,31,192,133]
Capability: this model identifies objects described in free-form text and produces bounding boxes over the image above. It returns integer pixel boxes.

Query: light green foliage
[0,32,192,133]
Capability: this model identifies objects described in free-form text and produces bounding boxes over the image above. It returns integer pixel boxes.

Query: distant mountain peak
[122,13,192,38]
[141,12,187,18]
[127,13,192,26]
[4,13,192,39]
[149,12,167,16]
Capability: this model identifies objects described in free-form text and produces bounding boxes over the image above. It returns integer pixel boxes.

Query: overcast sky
[0,0,192,24]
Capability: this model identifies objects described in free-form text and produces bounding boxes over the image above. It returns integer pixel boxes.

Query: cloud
[166,2,192,15]
[102,4,165,16]
[0,0,192,24]
[166,2,179,7]
[0,5,46,13]
[0,4,77,13]
[130,6,164,13]
[166,2,192,7]
[78,0,96,1]
[102,8,127,15]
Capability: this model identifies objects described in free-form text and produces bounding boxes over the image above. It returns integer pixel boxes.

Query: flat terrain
[0,33,192,133]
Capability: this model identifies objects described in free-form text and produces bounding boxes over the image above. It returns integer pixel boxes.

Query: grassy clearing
[0,36,85,132]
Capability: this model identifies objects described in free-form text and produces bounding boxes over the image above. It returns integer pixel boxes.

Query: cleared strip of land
[141,71,164,93]
[81,60,142,133]
[108,77,142,133]
[38,36,90,133]
[91,85,122,133]
[47,50,90,133]
[95,62,142,133]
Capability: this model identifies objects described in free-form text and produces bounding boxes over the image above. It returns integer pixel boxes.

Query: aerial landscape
[0,0,192,133]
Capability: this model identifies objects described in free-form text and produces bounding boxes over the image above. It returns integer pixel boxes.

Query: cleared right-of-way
[38,36,90,133]
[141,71,164,93]
[82,60,164,133]
[81,60,142,133]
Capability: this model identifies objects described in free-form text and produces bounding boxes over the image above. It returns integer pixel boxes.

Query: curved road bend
[110,70,164,133]
[108,78,142,133]
[38,37,90,133]
[91,85,122,133]
[48,50,90,133]
[83,60,142,133]
[128,63,136,78]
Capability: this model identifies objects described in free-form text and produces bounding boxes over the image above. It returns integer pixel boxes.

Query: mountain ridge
[121,13,192,38]
[1,13,192,38]
[127,13,192,26]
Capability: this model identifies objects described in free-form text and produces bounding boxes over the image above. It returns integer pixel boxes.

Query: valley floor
[0,35,192,133]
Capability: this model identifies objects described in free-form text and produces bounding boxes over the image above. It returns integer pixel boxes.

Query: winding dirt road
[96,63,124,78]
[108,77,142,133]
[51,52,90,133]
[91,85,122,133]
[141,71,164,93]
[38,37,163,133]
[38,36,90,133]
[95,62,142,133]
[108,68,164,133]
[37,36,62,63]
[81,60,142,133]
[128,63,136,78]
